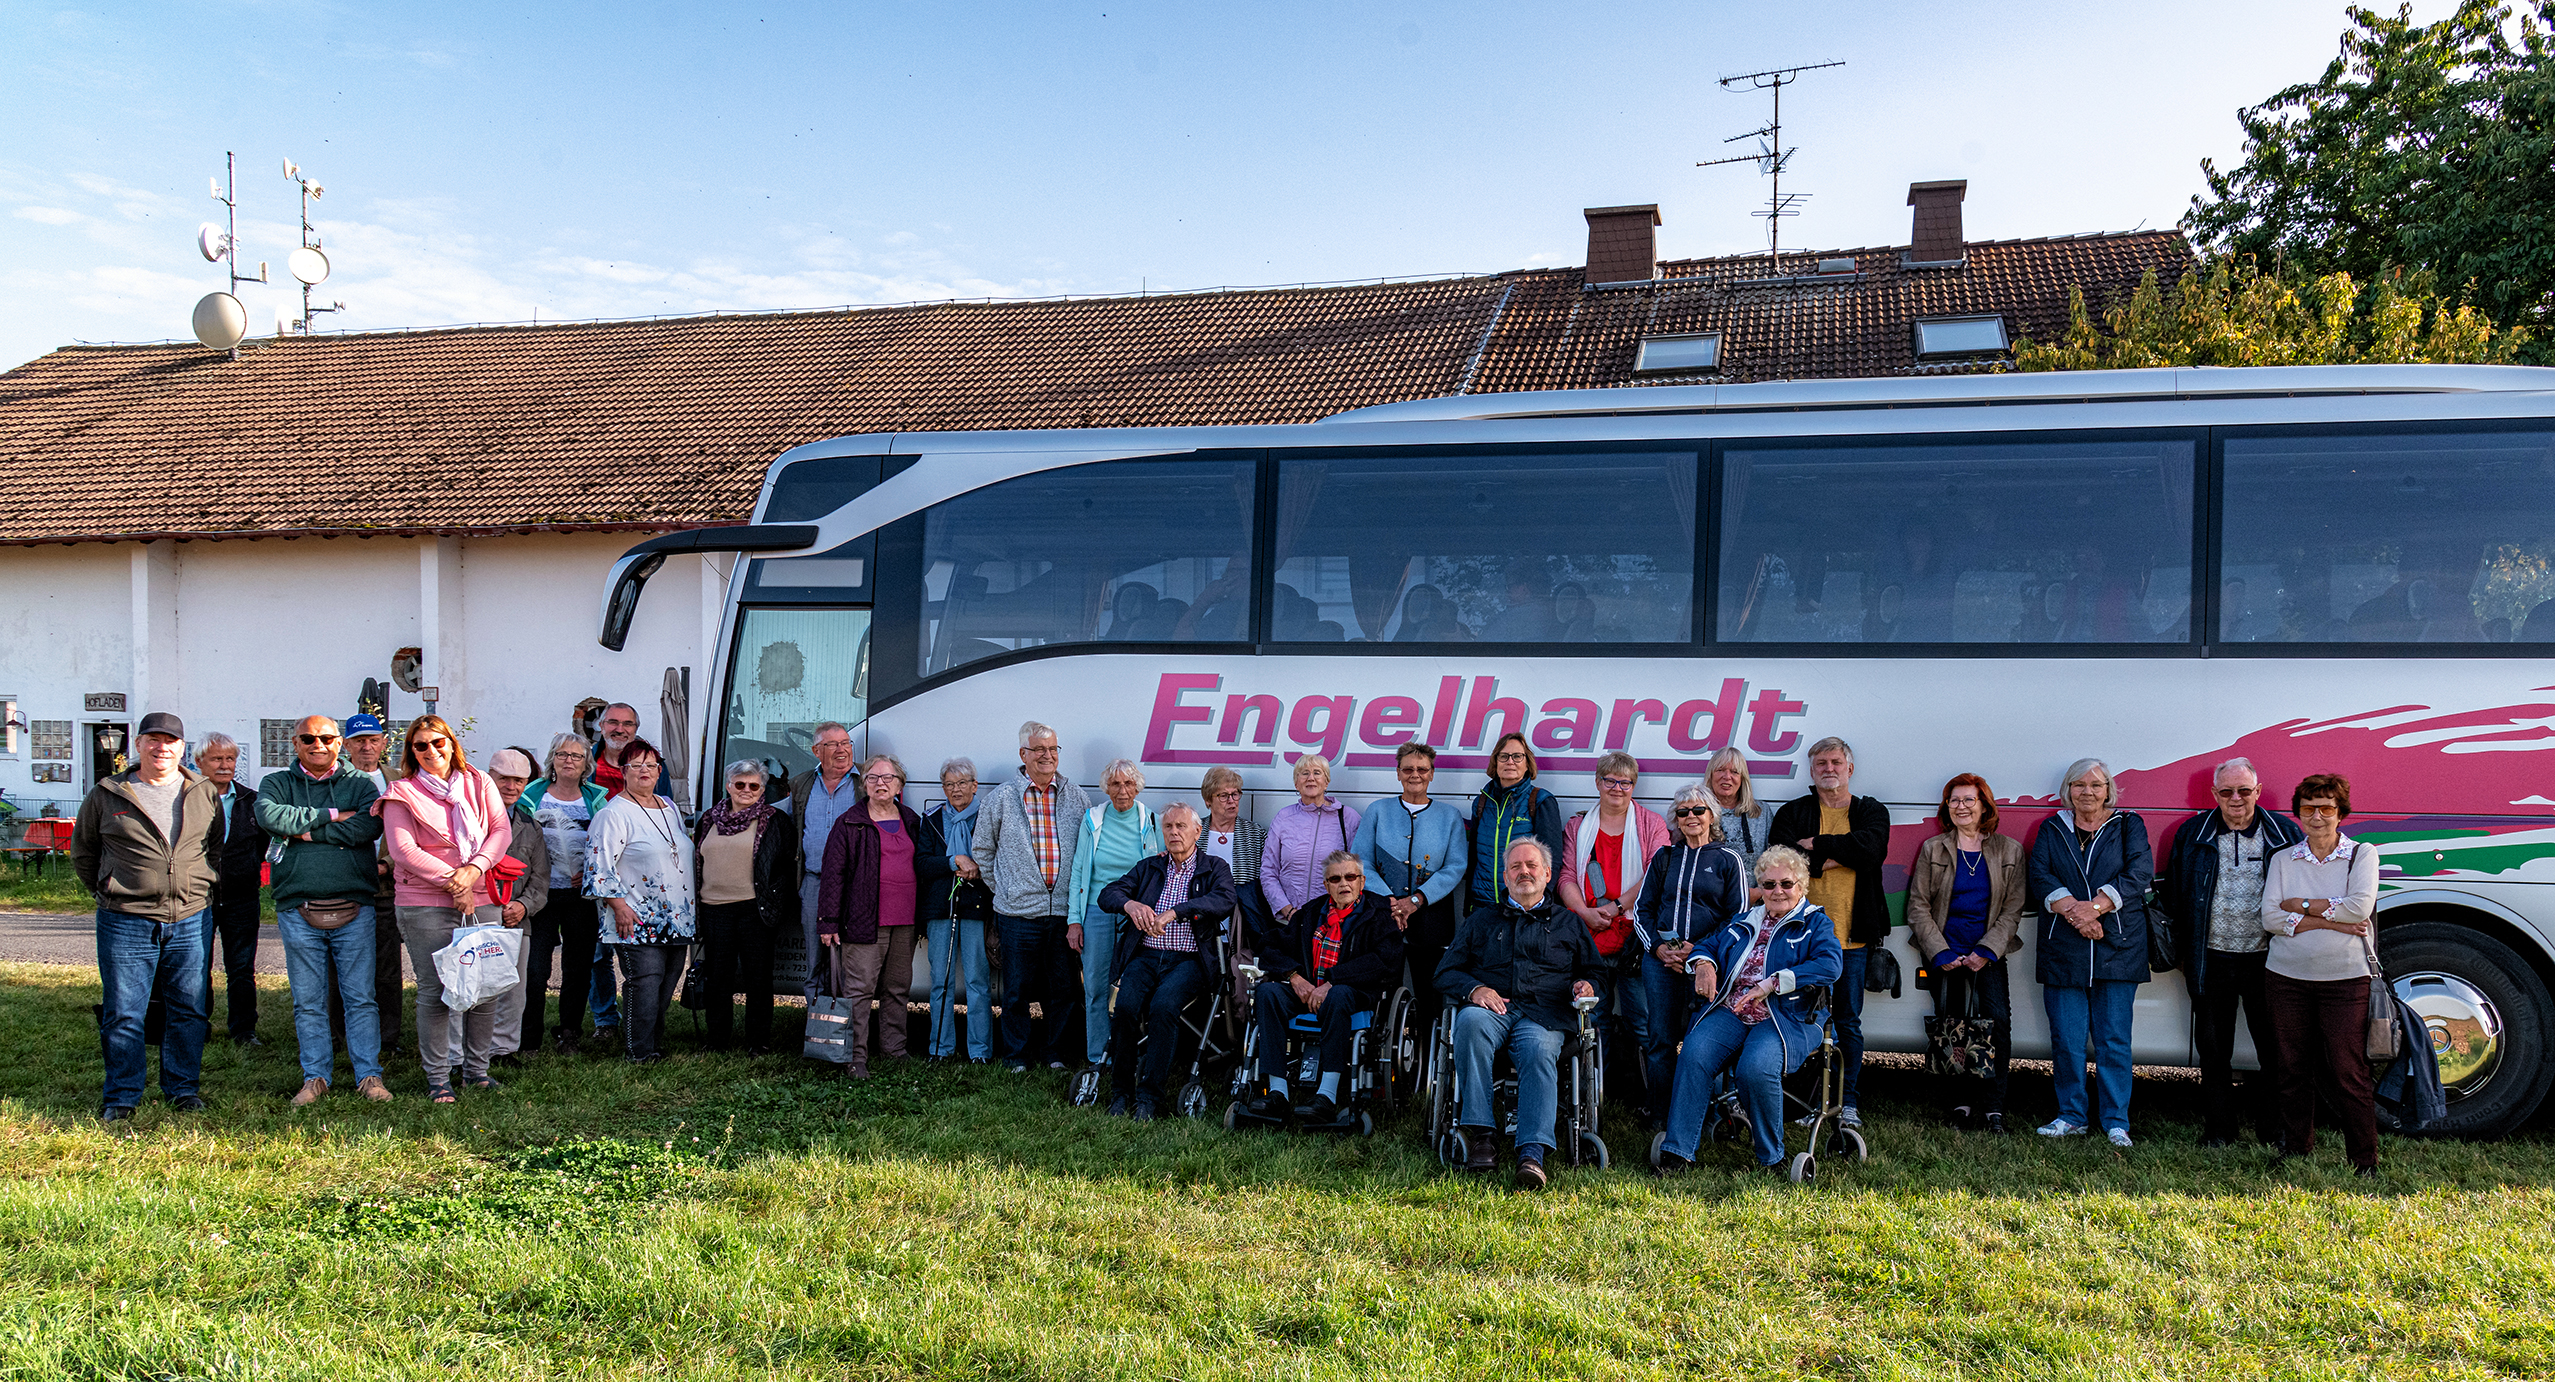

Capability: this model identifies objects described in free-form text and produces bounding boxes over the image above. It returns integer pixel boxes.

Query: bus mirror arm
[597,524,822,650]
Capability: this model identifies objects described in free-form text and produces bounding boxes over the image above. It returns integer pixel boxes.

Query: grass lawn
[1,959,2548,1380]
[0,869,279,920]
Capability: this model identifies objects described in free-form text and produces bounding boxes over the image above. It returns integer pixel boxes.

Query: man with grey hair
[590,702,643,797]
[1768,735,1890,1128]
[1094,800,1236,1118]
[1436,836,1605,1190]
[787,721,861,1002]
[970,720,1091,1072]
[2155,755,2303,1147]
[195,730,268,1045]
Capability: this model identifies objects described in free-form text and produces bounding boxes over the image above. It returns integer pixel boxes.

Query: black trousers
[203,880,262,1039]
[696,899,776,1048]
[521,894,600,1048]
[1398,893,1458,1036]
[2266,971,2380,1168]
[1253,979,1372,1082]
[2191,947,2283,1143]
[1933,961,2014,1115]
[1111,947,1208,1100]
[997,913,1081,1067]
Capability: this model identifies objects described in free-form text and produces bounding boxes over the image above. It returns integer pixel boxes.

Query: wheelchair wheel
[1377,989,1414,1111]
[1436,1127,1468,1168]
[1175,1080,1211,1120]
[1789,1151,1817,1184]
[1067,1067,1103,1108]
[1647,1129,1667,1170]
[1578,1131,1610,1170]
[1356,1109,1375,1138]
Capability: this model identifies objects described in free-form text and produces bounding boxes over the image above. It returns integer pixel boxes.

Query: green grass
[0,870,279,919]
[2,959,2550,1380]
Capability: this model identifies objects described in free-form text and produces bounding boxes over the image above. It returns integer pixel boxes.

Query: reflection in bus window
[722,607,870,784]
[1268,451,1698,643]
[2222,430,2555,643]
[1718,439,2195,643]
[918,458,1257,675]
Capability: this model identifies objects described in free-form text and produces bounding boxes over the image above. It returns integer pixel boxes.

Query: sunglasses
[731,783,765,794]
[1672,806,1712,818]
[1761,878,1803,890]
[2215,787,2259,799]
[412,737,451,751]
[1324,873,1363,884]
[296,734,340,745]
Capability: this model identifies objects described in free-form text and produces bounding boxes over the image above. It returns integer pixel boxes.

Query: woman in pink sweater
[380,714,514,1102]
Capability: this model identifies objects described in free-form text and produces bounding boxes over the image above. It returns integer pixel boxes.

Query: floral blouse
[585,796,696,945]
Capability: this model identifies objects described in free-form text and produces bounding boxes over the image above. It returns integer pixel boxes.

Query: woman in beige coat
[1903,773,2027,1130]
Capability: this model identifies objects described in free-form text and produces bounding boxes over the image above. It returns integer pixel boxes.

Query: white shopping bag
[433,924,522,1012]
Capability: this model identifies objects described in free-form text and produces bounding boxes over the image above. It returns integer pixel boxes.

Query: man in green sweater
[255,714,391,1106]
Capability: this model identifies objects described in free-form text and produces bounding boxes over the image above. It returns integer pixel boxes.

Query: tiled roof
[0,229,2189,544]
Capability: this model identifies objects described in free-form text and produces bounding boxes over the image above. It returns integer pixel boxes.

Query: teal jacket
[525,777,610,817]
[255,763,384,909]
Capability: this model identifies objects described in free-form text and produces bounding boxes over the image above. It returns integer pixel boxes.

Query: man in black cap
[69,711,222,1122]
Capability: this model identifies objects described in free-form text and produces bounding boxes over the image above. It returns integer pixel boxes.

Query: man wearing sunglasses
[255,715,392,1106]
[2154,756,2303,1148]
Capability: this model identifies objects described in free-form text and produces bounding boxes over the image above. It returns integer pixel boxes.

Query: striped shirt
[1024,782,1060,887]
[1146,853,1200,953]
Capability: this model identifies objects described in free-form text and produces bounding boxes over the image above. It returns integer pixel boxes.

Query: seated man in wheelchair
[1436,838,1608,1190]
[1655,844,1842,1175]
[1096,802,1237,1120]
[1239,849,1405,1128]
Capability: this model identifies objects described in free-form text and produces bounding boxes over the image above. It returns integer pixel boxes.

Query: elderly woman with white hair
[1631,781,1748,1125]
[2025,756,2156,1146]
[1262,754,1362,925]
[522,732,611,1053]
[1064,757,1163,1069]
[690,757,798,1053]
[921,757,998,1062]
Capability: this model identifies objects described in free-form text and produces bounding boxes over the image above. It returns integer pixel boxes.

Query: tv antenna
[1697,60,1843,279]
[280,158,344,333]
[192,151,268,358]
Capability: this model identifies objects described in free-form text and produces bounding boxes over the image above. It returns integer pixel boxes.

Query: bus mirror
[600,551,666,651]
[595,523,824,650]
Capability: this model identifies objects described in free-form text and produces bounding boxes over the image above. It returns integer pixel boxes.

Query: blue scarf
[938,798,980,865]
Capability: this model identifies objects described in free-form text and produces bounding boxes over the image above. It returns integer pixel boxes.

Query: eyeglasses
[731,783,764,794]
[815,740,854,753]
[1494,752,1529,765]
[412,737,451,751]
[1597,776,1634,790]
[862,773,903,784]
[296,733,340,745]
[1672,806,1712,819]
[1024,746,1060,757]
[1761,878,1803,891]
[2215,787,2259,799]
[1324,873,1363,884]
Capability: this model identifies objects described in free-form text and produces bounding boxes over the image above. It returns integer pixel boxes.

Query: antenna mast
[1697,60,1843,278]
[281,159,343,333]
[203,152,269,360]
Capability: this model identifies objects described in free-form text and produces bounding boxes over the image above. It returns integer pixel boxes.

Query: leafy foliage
[2013,258,2525,371]
[2182,1,2555,353]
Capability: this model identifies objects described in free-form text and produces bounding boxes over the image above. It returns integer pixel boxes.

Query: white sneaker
[2036,1118,2088,1137]
[1838,1106,1863,1129]
[2107,1128,2134,1148]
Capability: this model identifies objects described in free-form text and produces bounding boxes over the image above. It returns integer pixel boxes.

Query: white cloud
[13,206,80,225]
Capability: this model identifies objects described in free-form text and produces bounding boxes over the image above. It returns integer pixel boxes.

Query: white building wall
[0,533,713,813]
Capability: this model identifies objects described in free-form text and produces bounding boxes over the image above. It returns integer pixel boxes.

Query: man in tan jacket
[69,711,221,1123]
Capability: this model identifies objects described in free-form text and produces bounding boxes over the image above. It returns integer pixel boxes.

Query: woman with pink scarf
[381,714,514,1103]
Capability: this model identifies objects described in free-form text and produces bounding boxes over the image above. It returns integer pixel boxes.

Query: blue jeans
[1832,946,1869,1108]
[924,917,994,1059]
[1640,955,1691,1117]
[1078,905,1119,1065]
[97,908,208,1109]
[2045,980,2138,1132]
[589,933,621,1027]
[1452,1004,1566,1157]
[1664,1007,1795,1166]
[278,905,384,1085]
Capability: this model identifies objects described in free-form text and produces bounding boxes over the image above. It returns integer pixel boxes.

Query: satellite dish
[282,158,298,178]
[288,246,330,285]
[196,224,226,262]
[191,292,247,350]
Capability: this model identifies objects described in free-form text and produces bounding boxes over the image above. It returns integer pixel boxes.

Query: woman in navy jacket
[1467,733,1566,910]
[1655,846,1842,1174]
[1632,784,1748,1124]
[2025,757,2155,1146]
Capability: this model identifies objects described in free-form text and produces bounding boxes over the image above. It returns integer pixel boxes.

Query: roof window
[1633,332,1722,373]
[1816,257,1857,275]
[1913,315,2008,358]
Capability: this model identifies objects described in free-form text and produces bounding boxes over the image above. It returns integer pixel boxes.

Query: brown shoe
[290,1078,328,1107]
[1463,1127,1500,1174]
[1513,1156,1550,1192]
[356,1076,393,1103]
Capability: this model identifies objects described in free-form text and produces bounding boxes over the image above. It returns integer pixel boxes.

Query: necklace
[635,799,682,857]
[1957,846,1984,879]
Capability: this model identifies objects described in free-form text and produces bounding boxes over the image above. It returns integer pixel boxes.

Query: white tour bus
[601,364,2555,1137]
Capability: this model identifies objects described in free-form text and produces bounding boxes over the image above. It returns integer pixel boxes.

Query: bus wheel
[2381,921,2554,1139]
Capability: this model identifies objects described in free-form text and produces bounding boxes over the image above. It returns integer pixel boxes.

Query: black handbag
[1924,968,2001,1080]
[2146,906,2179,974]
[1863,943,1902,999]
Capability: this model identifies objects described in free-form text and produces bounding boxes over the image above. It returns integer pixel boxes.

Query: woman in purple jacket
[1261,754,1361,926]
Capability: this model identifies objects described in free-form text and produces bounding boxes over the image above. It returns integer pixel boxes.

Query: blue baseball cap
[343,713,387,739]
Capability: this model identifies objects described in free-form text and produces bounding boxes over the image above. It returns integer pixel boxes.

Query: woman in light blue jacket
[1065,758,1162,1068]
[1350,741,1469,1036]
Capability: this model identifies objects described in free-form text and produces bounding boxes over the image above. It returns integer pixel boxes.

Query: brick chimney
[1906,180,1967,263]
[1583,204,1661,285]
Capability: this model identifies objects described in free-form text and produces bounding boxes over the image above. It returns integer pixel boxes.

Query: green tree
[2183,1,2555,350]
[2013,257,2523,370]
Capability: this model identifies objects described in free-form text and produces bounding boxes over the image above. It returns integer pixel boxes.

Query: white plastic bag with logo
[433,924,521,1012]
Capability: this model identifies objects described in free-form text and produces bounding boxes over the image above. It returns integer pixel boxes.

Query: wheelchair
[1221,960,1416,1136]
[1648,983,1869,1184]
[1423,992,1609,1170]
[1066,926,1243,1119]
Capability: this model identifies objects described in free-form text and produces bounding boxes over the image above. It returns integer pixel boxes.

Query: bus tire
[2380,921,2554,1139]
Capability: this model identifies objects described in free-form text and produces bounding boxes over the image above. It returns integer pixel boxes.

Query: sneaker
[1105,1095,1130,1118]
[1513,1155,1549,1192]
[1793,1110,1822,1127]
[99,1106,137,1124]
[234,1033,265,1048]
[1048,1060,1069,1070]
[1462,1127,1500,1174]
[1838,1105,1863,1129]
[290,1078,328,1107]
[356,1076,392,1103]
[2106,1127,2134,1149]
[1651,1151,1693,1178]
[2036,1118,2087,1137]
[1006,1060,1030,1074]
[168,1095,206,1112]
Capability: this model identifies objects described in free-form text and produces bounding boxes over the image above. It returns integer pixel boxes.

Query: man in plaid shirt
[1096,803,1236,1119]
[968,722,1092,1073]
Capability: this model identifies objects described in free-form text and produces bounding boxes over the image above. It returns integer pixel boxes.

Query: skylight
[1633,333,1721,373]
[1914,315,2008,357]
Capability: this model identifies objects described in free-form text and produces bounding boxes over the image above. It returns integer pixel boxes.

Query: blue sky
[1,0,2415,369]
